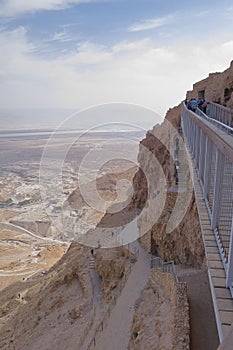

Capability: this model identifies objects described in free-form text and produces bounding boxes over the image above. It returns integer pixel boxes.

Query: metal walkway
[181,102,233,343]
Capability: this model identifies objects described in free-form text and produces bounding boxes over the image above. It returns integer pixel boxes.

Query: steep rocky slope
[0,242,132,350]
[95,103,205,267]
[132,105,205,267]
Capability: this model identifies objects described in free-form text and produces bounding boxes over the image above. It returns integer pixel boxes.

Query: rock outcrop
[93,246,134,299]
[128,268,189,350]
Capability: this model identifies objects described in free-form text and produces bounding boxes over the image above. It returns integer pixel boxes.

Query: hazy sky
[0,0,233,124]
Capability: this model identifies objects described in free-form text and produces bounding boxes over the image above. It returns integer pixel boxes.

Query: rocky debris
[93,246,134,299]
[128,268,189,350]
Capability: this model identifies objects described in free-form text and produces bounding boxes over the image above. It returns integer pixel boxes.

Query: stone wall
[186,60,233,107]
[151,269,190,350]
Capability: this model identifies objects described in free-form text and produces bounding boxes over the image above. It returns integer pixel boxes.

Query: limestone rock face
[128,269,189,350]
[130,62,233,267]
[94,246,133,299]
[131,105,205,267]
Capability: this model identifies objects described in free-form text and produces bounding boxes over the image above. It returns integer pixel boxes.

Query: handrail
[209,101,233,114]
[183,103,233,163]
[196,107,233,134]
[150,256,179,283]
[182,101,233,294]
[207,101,233,129]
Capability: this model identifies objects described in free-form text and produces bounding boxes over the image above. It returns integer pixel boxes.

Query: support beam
[211,150,225,230]
[226,218,233,289]
[198,129,206,184]
[203,138,212,200]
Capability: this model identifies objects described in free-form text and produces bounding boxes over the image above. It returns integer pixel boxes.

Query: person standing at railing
[197,97,205,110]
[188,98,198,112]
[202,101,208,114]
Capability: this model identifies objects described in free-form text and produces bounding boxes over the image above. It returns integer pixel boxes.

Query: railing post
[211,150,225,230]
[194,125,200,169]
[226,218,233,288]
[203,138,212,200]
[198,129,206,184]
[189,118,194,153]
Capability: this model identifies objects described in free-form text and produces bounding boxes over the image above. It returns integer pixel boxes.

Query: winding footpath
[94,242,151,350]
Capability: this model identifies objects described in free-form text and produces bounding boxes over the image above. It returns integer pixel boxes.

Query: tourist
[202,101,208,114]
[197,97,205,110]
[188,98,198,112]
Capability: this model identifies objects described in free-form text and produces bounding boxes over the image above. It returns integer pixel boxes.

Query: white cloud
[113,38,151,53]
[0,0,93,17]
[52,29,73,42]
[0,26,232,119]
[129,15,173,32]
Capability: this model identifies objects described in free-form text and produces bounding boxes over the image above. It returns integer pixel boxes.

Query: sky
[0,0,233,128]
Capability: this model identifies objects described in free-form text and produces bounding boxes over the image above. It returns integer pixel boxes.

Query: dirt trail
[93,242,150,350]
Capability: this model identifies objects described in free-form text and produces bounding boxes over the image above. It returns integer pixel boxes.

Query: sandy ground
[0,218,67,291]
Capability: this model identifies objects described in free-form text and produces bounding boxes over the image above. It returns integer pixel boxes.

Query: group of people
[185,97,208,114]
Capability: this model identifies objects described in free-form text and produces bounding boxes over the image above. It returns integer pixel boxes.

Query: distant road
[2,222,66,245]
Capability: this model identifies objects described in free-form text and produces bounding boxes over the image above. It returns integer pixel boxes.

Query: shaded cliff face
[187,60,233,107]
[132,105,205,267]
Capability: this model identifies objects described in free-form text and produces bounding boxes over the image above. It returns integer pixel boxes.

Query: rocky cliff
[131,105,205,267]
[131,61,233,267]
[0,242,132,350]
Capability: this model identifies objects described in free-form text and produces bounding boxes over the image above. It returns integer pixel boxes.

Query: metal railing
[208,102,233,128]
[150,256,179,283]
[196,105,233,135]
[182,102,233,294]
